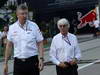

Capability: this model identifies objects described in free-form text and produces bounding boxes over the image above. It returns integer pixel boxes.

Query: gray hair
[57,18,70,28]
[16,4,28,12]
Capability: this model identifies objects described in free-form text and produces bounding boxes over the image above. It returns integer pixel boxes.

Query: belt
[14,55,38,62]
[20,58,26,62]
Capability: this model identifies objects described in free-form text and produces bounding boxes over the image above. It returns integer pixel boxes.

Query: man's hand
[3,63,8,75]
[69,58,77,65]
[58,62,68,68]
[38,59,44,71]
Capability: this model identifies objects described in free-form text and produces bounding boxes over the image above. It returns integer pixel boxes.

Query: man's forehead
[17,9,28,13]
[59,24,65,25]
[59,24,68,26]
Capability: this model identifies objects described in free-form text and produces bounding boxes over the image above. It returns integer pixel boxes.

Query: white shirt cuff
[55,61,60,65]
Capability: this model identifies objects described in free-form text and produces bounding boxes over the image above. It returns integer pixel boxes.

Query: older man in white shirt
[50,18,81,75]
[3,4,44,75]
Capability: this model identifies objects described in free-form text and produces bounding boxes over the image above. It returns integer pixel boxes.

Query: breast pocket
[26,32,36,43]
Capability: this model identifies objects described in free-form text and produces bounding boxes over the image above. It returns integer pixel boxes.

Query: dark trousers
[56,64,78,75]
[13,55,39,75]
[93,28,99,37]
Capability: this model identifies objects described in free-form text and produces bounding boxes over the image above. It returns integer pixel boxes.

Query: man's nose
[23,14,27,17]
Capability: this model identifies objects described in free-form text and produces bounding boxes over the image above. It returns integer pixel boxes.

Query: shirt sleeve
[35,24,44,42]
[0,32,2,39]
[7,26,13,42]
[49,38,60,65]
[74,36,81,60]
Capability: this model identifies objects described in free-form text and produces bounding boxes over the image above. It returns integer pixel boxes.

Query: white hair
[57,18,70,28]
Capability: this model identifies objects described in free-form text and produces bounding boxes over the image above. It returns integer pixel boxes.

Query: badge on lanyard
[62,36,71,45]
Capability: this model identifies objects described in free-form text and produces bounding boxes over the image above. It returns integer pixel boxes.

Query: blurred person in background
[1,25,9,49]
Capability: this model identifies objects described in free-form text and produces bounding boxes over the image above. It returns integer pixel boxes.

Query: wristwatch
[40,57,44,61]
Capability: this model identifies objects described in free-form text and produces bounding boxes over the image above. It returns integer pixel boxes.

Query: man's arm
[37,41,44,71]
[37,41,44,60]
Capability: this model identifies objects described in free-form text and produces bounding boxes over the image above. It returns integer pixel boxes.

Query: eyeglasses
[59,25,66,28]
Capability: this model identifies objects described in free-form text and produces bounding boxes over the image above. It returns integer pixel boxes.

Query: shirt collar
[17,20,28,26]
[17,20,28,30]
[60,32,70,38]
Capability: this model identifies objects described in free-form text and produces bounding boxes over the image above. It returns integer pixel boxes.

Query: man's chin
[24,19,27,21]
[61,32,67,35]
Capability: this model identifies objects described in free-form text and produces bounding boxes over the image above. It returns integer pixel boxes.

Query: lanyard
[18,20,28,31]
[62,36,71,46]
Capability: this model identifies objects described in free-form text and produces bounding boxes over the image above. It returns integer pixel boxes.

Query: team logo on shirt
[27,29,32,31]
[13,31,18,36]
[14,31,17,33]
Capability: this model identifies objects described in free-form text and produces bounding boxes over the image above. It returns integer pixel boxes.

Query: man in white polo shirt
[50,18,81,75]
[3,4,44,75]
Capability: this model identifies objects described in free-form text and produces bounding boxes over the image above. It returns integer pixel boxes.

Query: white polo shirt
[49,33,81,65]
[7,20,43,58]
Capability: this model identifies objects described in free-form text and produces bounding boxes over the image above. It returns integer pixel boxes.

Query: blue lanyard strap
[63,36,71,45]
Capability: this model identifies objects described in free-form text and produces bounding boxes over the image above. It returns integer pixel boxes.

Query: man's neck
[61,32,68,37]
[19,20,26,26]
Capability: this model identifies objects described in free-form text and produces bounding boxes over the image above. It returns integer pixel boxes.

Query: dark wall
[17,0,48,10]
